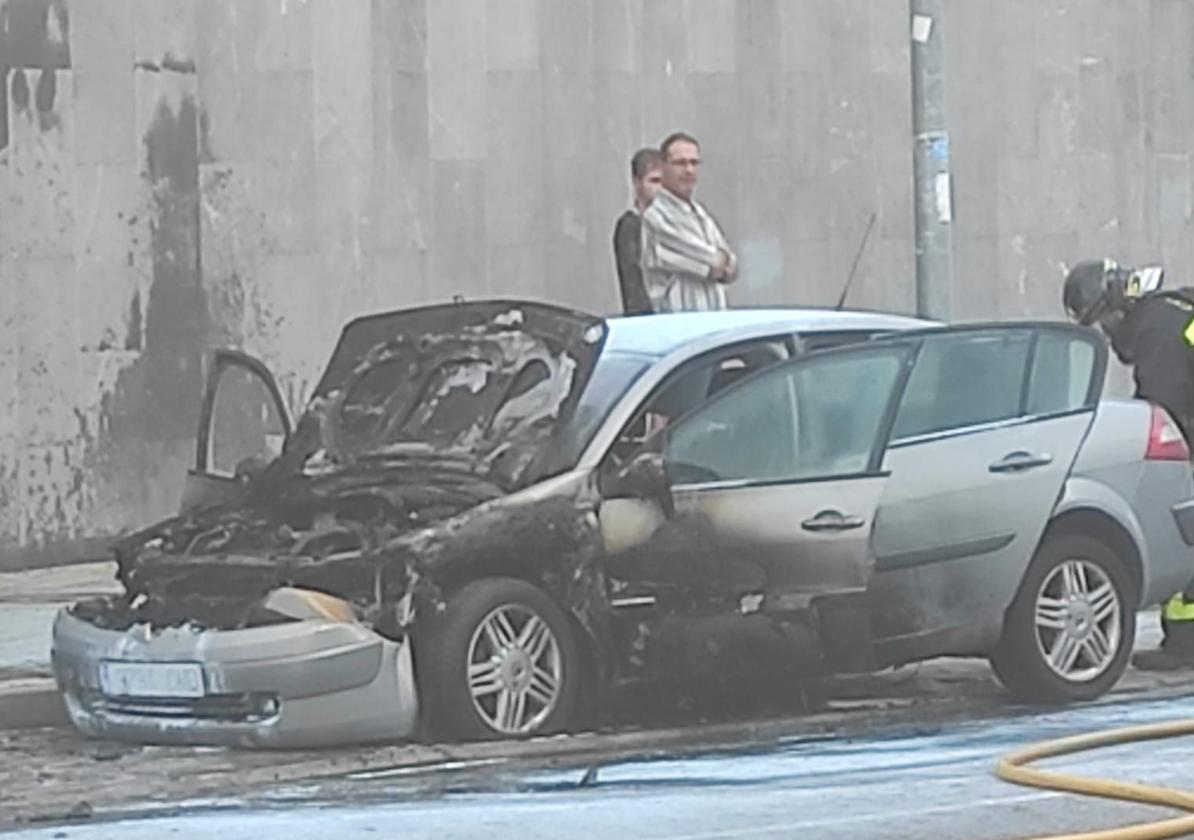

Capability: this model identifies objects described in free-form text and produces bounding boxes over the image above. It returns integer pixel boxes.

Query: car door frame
[180,349,294,513]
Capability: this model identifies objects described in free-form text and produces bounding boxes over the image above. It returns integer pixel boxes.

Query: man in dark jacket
[612,148,664,315]
[1064,258,1194,670]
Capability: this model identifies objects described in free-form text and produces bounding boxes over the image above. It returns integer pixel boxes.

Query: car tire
[989,532,1136,703]
[417,577,582,741]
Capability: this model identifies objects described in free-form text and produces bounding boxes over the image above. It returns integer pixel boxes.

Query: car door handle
[989,451,1054,473]
[801,510,866,532]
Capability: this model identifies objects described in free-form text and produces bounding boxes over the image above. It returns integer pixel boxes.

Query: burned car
[52,301,1194,747]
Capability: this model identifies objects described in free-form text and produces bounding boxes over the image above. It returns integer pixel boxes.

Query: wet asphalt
[8,694,1194,840]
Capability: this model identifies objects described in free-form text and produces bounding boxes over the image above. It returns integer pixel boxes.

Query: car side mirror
[614,452,676,519]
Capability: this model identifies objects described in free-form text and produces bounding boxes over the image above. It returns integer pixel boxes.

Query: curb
[0,677,68,730]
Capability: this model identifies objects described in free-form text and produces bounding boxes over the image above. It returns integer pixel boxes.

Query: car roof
[603,308,936,357]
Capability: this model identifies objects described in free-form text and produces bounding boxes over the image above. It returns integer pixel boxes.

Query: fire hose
[996,719,1194,839]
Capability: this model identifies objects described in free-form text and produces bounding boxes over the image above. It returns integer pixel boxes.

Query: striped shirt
[641,187,737,312]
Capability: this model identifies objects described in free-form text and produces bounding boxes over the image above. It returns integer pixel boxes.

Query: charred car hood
[107,460,600,630]
[120,458,506,563]
[274,300,607,492]
[109,302,607,612]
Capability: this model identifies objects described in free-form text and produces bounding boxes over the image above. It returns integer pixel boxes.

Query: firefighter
[1063,258,1194,669]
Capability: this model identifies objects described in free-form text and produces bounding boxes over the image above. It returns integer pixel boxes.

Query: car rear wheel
[417,578,581,741]
[989,532,1135,703]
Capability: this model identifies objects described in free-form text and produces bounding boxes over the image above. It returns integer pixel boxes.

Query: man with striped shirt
[641,132,738,312]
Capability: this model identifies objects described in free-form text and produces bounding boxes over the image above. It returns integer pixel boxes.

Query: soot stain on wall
[97,94,216,524]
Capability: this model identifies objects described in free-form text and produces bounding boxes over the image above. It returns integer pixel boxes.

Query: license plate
[99,661,205,699]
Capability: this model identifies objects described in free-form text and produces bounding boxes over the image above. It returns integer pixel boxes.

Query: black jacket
[1108,289,1194,436]
[613,210,653,315]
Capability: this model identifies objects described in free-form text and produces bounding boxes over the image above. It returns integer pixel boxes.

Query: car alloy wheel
[466,604,564,735]
[989,531,1135,703]
[1033,558,1121,683]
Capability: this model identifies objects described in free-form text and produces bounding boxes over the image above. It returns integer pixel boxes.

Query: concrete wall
[0,0,1186,567]
[944,0,1194,320]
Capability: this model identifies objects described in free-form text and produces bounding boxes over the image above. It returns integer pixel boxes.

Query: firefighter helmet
[1063,259,1137,325]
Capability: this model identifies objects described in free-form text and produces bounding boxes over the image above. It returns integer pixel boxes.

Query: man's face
[662,140,701,200]
[634,166,663,208]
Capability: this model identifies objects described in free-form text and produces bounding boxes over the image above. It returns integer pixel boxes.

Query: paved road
[9,695,1194,840]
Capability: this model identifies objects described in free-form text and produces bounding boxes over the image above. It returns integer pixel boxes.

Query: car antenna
[836,211,877,311]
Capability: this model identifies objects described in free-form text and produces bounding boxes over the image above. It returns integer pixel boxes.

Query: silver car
[52,301,1194,747]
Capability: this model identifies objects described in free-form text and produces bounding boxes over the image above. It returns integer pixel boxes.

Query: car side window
[664,349,907,485]
[608,338,791,460]
[891,331,1032,440]
[1025,332,1098,415]
[207,364,289,477]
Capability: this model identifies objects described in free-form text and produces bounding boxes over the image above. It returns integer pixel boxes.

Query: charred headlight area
[68,594,273,632]
[120,549,388,608]
[66,584,366,631]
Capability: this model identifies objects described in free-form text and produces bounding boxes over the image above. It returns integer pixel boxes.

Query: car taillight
[1146,404,1191,461]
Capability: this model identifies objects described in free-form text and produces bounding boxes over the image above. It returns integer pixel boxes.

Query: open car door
[178,350,293,513]
[868,324,1106,663]
[602,342,916,677]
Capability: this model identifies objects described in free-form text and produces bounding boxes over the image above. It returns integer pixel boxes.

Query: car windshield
[539,352,652,474]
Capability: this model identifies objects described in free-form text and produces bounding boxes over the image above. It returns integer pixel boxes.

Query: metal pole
[910,0,954,320]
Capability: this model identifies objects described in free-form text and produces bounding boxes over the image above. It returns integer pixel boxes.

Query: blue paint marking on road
[510,695,1194,796]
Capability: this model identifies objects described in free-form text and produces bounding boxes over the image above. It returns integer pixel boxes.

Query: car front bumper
[51,604,419,748]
